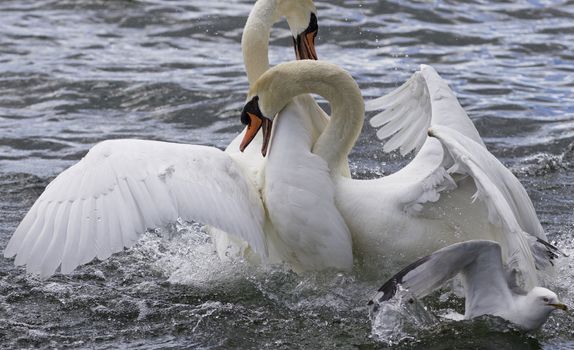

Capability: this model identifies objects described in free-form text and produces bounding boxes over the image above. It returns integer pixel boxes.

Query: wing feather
[61,201,82,274]
[368,72,432,156]
[40,201,71,278]
[4,200,39,259]
[394,139,457,215]
[95,195,112,261]
[116,179,140,246]
[78,198,97,266]
[367,65,485,157]
[14,201,49,266]
[105,193,124,254]
[26,202,58,273]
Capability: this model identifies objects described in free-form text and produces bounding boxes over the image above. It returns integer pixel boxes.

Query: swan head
[239,62,300,156]
[240,95,273,156]
[280,0,319,60]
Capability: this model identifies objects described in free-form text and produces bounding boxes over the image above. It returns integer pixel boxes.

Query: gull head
[517,287,568,331]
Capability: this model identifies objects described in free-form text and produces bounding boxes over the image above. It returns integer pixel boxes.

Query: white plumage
[4,2,559,287]
[350,64,549,287]
[5,140,267,278]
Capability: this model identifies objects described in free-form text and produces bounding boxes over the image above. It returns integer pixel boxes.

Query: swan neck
[312,70,364,172]
[260,62,364,172]
[242,0,279,85]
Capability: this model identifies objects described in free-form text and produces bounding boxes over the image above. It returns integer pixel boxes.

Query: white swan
[3,0,352,277]
[209,0,326,261]
[209,0,353,270]
[240,60,556,288]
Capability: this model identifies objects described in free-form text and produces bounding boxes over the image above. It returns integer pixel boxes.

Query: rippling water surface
[1,0,573,348]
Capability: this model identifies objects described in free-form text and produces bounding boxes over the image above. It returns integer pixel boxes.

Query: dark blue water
[1,0,573,348]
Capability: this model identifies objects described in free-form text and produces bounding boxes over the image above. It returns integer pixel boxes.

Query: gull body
[369,240,567,331]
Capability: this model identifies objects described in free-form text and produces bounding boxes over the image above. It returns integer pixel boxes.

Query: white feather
[367,65,486,157]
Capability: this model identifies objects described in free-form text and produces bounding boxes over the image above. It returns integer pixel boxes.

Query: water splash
[369,286,439,346]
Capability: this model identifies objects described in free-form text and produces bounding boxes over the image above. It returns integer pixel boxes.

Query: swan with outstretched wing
[4,0,354,277]
[239,60,558,289]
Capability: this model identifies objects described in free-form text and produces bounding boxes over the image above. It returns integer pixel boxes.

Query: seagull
[368,240,568,331]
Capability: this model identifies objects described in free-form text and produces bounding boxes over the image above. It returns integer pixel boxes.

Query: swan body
[263,97,353,270]
[243,60,555,287]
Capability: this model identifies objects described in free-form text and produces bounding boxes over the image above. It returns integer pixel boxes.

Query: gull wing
[366,65,484,156]
[370,240,514,315]
[4,139,267,278]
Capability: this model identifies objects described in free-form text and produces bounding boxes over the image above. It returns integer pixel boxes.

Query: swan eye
[543,297,549,303]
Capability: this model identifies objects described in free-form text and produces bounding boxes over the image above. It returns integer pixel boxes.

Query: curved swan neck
[242,0,279,85]
[255,61,364,171]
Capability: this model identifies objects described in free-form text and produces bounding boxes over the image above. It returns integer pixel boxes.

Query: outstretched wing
[429,126,549,288]
[366,64,484,156]
[4,139,267,278]
[370,240,513,311]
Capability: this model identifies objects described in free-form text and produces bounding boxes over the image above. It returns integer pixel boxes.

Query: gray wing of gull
[370,240,515,318]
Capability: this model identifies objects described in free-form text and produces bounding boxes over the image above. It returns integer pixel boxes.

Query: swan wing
[429,126,545,237]
[4,139,267,278]
[429,126,547,288]
[366,71,432,156]
[366,65,484,156]
[431,126,545,239]
[370,240,513,316]
[390,138,456,215]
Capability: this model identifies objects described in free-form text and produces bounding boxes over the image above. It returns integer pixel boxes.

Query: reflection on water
[0,0,573,348]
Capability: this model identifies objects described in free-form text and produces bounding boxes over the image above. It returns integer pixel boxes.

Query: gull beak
[550,303,568,311]
[294,13,318,60]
